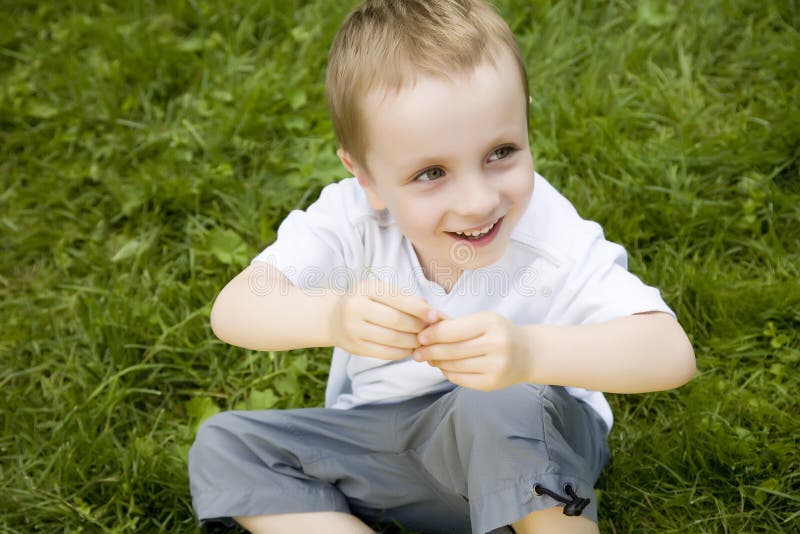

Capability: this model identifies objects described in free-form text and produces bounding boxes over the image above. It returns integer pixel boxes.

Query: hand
[413,311,531,390]
[329,278,444,360]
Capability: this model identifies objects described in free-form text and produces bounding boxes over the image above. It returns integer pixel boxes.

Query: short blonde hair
[326,0,529,171]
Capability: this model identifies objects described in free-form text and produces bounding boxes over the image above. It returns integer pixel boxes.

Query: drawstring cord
[533,483,591,516]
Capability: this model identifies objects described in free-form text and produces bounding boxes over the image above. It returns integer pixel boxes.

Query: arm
[210,262,435,357]
[210,263,339,351]
[523,311,696,393]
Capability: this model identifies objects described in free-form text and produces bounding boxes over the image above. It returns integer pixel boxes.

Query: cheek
[393,197,442,235]
[510,162,535,197]
[518,175,535,198]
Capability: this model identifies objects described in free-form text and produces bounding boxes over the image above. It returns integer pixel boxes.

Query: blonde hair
[326,0,529,171]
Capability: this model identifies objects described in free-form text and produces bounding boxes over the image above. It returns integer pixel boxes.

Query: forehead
[362,51,527,171]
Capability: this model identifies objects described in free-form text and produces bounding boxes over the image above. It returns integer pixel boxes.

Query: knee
[450,383,545,414]
[189,411,240,464]
[193,411,240,447]
[188,412,239,488]
[447,384,547,433]
[189,409,292,465]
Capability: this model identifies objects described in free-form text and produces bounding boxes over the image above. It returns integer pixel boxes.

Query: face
[338,50,534,289]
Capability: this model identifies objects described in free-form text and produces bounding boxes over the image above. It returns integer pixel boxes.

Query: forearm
[524,312,696,393]
[210,263,339,351]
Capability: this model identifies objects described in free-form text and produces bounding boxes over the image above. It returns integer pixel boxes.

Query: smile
[452,218,499,237]
[446,216,504,245]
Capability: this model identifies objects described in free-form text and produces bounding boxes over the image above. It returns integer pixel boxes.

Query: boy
[188,0,696,532]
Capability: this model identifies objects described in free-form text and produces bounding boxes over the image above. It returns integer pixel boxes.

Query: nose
[451,171,501,220]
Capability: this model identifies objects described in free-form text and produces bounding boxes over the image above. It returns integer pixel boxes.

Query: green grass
[1,0,798,532]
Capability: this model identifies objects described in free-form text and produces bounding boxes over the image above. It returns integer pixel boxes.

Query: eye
[488,145,517,162]
[414,167,445,183]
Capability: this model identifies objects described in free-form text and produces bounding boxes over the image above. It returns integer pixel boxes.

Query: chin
[472,248,505,270]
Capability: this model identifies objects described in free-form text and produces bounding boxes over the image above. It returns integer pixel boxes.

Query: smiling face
[337,50,534,291]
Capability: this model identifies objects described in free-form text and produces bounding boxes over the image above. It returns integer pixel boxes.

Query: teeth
[454,221,496,237]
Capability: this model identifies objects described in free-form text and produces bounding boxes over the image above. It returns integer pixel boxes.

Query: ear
[336,147,358,176]
[337,148,386,210]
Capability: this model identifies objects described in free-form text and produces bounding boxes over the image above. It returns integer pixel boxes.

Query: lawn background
[1,0,798,532]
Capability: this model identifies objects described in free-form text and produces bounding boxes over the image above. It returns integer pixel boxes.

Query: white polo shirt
[252,172,675,432]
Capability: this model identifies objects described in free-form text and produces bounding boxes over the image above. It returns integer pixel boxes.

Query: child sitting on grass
[188,1,696,532]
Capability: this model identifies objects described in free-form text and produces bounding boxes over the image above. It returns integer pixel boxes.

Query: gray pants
[188,383,609,533]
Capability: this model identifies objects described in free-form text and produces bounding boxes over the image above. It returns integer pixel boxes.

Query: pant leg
[188,392,470,533]
[398,384,610,534]
[188,408,351,524]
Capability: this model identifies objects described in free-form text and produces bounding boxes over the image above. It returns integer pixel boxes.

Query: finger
[428,355,485,374]
[363,299,430,334]
[356,339,415,361]
[362,282,441,324]
[359,320,423,350]
[418,315,486,345]
[438,371,489,391]
[414,337,486,362]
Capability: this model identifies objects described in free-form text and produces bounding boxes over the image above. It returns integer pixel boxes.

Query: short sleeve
[250,182,364,290]
[545,222,675,325]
